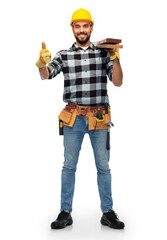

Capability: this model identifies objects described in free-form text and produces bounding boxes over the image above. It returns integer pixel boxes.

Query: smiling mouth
[78,34,87,36]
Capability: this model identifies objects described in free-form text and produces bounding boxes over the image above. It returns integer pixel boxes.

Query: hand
[36,42,52,68]
[108,48,120,61]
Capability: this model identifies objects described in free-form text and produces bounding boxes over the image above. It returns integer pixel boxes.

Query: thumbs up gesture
[36,42,52,68]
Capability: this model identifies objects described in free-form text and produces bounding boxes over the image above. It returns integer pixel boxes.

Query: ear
[90,25,94,33]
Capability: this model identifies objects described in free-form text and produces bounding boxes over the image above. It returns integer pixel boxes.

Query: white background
[0,0,167,239]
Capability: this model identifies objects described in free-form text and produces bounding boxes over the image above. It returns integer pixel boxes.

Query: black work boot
[51,210,73,229]
[101,210,125,229]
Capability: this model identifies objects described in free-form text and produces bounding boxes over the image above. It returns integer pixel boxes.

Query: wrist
[36,58,46,68]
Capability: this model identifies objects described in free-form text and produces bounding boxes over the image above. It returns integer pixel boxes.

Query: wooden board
[96,43,123,49]
[94,38,123,49]
[97,38,122,45]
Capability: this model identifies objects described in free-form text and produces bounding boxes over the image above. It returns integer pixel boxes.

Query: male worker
[36,8,125,230]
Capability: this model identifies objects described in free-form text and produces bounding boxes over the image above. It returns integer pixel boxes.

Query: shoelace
[107,210,119,220]
[57,211,69,220]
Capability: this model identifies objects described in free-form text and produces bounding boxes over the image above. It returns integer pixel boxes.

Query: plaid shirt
[47,42,113,105]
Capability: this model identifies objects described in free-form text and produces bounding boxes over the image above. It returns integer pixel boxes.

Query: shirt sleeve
[47,52,63,79]
[106,52,113,82]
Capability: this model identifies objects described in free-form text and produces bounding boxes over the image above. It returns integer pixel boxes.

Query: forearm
[39,67,49,80]
[112,58,123,87]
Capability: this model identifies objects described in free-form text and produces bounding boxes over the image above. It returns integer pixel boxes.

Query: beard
[75,32,91,45]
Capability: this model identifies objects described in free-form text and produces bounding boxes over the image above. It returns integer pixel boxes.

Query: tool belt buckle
[78,106,87,118]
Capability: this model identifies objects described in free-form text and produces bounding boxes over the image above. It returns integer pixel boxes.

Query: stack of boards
[95,38,123,50]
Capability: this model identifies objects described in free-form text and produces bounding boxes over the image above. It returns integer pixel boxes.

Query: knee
[97,168,110,175]
[95,154,110,175]
[62,165,77,174]
[62,155,78,174]
[96,163,111,175]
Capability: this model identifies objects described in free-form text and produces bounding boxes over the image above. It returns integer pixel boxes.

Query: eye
[74,25,80,29]
[84,24,89,29]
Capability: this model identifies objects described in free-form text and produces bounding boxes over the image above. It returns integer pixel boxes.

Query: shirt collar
[71,42,96,51]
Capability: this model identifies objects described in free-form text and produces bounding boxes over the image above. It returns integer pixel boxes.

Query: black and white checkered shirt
[47,42,113,105]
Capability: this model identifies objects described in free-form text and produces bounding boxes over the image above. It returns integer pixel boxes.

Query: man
[36,8,125,230]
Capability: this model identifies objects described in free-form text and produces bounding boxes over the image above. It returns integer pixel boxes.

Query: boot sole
[101,218,125,229]
[51,218,73,229]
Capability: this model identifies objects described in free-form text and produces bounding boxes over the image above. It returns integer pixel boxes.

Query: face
[72,21,93,46]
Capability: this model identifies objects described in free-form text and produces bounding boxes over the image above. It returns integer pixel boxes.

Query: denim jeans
[61,116,113,213]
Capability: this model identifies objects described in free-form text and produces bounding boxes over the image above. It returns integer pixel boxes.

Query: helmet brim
[70,19,94,27]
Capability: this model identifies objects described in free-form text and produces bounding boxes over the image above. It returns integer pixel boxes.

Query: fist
[40,42,51,64]
[109,48,120,61]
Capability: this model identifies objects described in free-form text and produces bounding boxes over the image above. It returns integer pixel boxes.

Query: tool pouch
[88,112,111,130]
[58,109,77,127]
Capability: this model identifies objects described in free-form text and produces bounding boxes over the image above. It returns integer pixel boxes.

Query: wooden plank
[96,43,123,49]
[97,38,122,45]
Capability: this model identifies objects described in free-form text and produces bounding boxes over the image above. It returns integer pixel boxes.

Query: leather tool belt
[58,103,111,130]
[65,103,106,117]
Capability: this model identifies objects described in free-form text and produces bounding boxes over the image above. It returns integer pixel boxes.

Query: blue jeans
[61,116,113,213]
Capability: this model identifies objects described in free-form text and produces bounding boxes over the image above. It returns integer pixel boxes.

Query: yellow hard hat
[70,8,94,26]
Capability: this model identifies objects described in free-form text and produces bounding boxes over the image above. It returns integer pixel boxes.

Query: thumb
[42,42,46,49]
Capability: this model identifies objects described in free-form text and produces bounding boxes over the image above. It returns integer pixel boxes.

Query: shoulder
[57,44,75,54]
[55,47,74,58]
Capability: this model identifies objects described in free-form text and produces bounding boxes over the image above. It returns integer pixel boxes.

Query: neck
[76,40,91,48]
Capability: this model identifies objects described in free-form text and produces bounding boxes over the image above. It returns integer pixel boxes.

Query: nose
[80,26,84,32]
